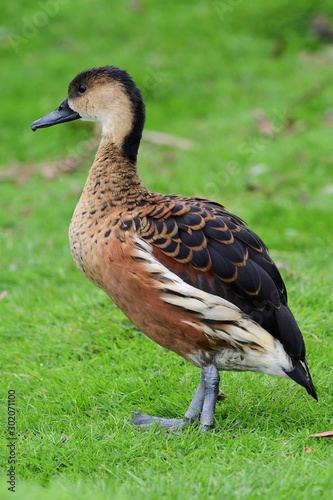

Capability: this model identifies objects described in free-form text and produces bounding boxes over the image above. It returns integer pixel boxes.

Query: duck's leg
[131,375,205,431]
[198,364,220,432]
[131,364,220,432]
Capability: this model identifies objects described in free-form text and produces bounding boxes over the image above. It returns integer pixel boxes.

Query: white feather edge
[133,238,293,377]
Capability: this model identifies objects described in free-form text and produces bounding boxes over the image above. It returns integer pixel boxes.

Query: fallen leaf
[274,260,290,272]
[217,389,227,401]
[0,126,194,185]
[309,431,333,438]
[322,109,333,127]
[0,290,8,300]
[321,183,333,194]
[284,117,296,134]
[249,164,267,177]
[310,15,333,42]
[305,332,322,343]
[272,37,286,58]
[305,446,311,453]
[252,109,275,137]
[143,130,194,150]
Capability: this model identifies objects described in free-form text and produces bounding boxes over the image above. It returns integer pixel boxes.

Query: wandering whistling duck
[31,66,317,431]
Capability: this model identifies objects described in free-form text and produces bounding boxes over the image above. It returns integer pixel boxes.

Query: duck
[31,66,317,432]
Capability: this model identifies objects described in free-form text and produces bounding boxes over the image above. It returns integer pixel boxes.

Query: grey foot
[198,413,216,432]
[131,364,220,434]
[131,411,197,431]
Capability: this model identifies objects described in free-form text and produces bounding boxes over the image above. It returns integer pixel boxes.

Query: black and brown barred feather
[122,193,305,361]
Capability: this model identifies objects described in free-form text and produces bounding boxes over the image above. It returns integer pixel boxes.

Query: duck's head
[31,66,146,162]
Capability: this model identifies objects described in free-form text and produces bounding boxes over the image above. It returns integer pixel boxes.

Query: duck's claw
[131,411,194,431]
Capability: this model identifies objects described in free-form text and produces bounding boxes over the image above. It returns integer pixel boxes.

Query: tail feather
[284,358,318,401]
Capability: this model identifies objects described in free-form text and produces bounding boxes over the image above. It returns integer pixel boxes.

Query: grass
[1,0,333,498]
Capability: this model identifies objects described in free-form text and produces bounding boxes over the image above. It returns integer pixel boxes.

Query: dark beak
[31,98,81,131]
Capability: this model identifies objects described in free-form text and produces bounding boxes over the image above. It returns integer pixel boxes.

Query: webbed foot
[131,364,220,433]
[131,412,195,431]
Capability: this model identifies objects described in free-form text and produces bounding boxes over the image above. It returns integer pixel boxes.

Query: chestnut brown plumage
[31,66,317,432]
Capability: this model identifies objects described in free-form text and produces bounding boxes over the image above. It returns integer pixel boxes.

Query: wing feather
[134,194,305,360]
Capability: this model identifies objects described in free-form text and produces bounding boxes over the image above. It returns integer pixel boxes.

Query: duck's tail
[285,358,318,400]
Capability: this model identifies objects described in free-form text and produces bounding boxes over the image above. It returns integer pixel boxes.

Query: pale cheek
[68,98,98,122]
[80,116,96,122]
[68,97,78,113]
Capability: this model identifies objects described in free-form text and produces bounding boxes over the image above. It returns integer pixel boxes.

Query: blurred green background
[1,1,333,499]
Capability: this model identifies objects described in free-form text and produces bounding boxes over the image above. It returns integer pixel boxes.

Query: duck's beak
[31,98,81,131]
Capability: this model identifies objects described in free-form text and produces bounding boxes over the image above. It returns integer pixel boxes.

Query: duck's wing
[135,194,305,361]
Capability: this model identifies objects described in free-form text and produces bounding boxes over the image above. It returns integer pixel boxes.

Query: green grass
[1,0,333,498]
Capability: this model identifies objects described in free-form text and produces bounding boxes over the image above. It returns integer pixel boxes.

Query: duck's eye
[77,84,87,94]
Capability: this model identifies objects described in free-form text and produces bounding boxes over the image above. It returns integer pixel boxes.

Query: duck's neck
[84,135,146,201]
